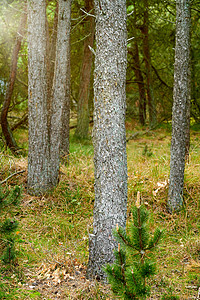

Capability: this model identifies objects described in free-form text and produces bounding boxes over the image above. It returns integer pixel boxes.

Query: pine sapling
[0,185,22,264]
[104,192,163,299]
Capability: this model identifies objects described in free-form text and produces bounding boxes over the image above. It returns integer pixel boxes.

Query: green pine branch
[0,185,22,264]
[104,203,163,299]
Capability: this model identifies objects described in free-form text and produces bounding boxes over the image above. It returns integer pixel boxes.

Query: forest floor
[0,122,199,299]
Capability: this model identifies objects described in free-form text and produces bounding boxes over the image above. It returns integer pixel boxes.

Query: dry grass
[0,126,199,299]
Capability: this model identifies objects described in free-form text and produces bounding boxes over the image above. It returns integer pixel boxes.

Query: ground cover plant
[0,124,199,299]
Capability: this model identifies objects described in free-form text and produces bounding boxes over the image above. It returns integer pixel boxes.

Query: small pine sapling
[0,185,22,264]
[104,192,163,299]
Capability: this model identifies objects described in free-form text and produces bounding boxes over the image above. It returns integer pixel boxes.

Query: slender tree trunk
[47,1,58,121]
[168,0,191,212]
[190,49,200,121]
[142,0,156,127]
[27,0,52,195]
[132,42,146,125]
[50,0,71,181]
[11,112,28,131]
[132,0,146,125]
[1,6,27,153]
[74,0,95,140]
[185,66,191,161]
[59,0,71,158]
[87,0,128,280]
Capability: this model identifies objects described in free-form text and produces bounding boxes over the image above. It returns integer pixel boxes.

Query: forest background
[0,0,199,299]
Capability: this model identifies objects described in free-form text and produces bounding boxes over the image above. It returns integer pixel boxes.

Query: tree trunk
[27,0,52,195]
[59,0,71,158]
[1,6,27,154]
[50,0,71,181]
[132,41,146,126]
[131,0,146,125]
[142,0,157,127]
[168,0,191,212]
[74,0,95,140]
[47,1,58,127]
[87,0,128,280]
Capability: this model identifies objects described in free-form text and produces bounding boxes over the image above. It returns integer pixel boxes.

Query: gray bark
[87,0,128,280]
[59,1,71,158]
[27,0,52,195]
[50,0,71,180]
[168,0,191,212]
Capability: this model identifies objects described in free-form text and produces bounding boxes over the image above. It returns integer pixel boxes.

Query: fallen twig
[126,127,155,142]
[0,170,25,184]
[126,119,167,142]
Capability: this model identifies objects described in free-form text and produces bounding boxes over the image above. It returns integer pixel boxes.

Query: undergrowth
[0,127,199,299]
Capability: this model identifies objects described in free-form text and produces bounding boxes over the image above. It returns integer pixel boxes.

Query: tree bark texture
[142,0,157,127]
[1,6,27,153]
[27,0,52,195]
[50,0,71,179]
[168,0,191,212]
[74,0,95,140]
[87,0,128,280]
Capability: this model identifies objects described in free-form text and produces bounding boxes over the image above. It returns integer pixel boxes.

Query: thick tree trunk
[142,0,157,127]
[74,0,95,140]
[87,0,128,280]
[1,6,27,154]
[168,0,191,212]
[50,0,71,180]
[27,0,52,195]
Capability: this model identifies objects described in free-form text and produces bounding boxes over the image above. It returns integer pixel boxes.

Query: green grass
[0,125,199,299]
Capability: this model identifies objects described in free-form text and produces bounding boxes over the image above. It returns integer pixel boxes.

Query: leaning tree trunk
[27,0,52,195]
[87,0,128,280]
[74,0,95,140]
[168,0,191,212]
[50,0,71,181]
[1,6,27,154]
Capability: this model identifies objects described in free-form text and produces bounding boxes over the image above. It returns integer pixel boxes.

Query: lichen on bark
[168,0,191,212]
[87,0,128,280]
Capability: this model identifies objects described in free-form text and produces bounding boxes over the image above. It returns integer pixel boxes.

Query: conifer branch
[137,208,144,261]
[118,244,126,284]
[131,269,138,287]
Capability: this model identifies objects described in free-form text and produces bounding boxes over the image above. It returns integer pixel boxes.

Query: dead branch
[0,170,25,185]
